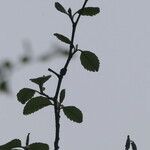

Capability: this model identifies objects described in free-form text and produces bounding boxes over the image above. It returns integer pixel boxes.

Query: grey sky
[0,0,150,150]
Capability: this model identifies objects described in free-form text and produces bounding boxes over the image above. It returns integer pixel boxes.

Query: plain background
[1,0,150,149]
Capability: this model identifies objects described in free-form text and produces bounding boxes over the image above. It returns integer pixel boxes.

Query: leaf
[131,141,137,150]
[125,135,130,150]
[54,33,71,44]
[0,139,21,150]
[2,60,13,70]
[17,88,35,104]
[28,143,49,150]
[59,89,65,103]
[26,133,30,146]
[23,96,52,115]
[63,106,83,123]
[0,81,9,93]
[80,51,100,72]
[78,7,100,16]
[55,2,67,14]
[30,75,51,86]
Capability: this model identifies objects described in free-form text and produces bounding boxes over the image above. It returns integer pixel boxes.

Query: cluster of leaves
[125,135,137,150]
[1,0,101,149]
[16,75,83,123]
[0,134,49,150]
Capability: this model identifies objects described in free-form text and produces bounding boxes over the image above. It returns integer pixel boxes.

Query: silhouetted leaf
[54,33,71,44]
[0,139,21,150]
[23,96,52,115]
[131,141,137,150]
[125,135,130,150]
[63,106,83,123]
[30,75,51,86]
[80,51,99,72]
[59,89,65,103]
[26,133,30,146]
[17,88,35,104]
[55,2,67,14]
[78,7,100,16]
[28,143,49,150]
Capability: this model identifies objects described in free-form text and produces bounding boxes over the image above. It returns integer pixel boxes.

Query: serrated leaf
[23,96,52,115]
[78,7,100,16]
[30,75,51,86]
[55,2,67,14]
[59,89,65,103]
[0,139,21,150]
[28,143,49,150]
[80,51,100,72]
[63,106,83,123]
[54,33,71,44]
[17,88,35,104]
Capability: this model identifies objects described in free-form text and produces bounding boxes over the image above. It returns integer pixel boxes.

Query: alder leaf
[80,50,100,72]
[30,75,51,86]
[78,7,100,16]
[17,88,35,104]
[23,96,52,115]
[55,2,67,14]
[28,143,49,150]
[0,139,21,150]
[63,106,83,123]
[59,89,65,103]
[54,33,71,44]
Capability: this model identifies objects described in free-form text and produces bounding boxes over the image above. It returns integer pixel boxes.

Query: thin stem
[53,0,89,150]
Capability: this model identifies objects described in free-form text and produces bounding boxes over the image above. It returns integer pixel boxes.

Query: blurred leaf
[80,50,100,72]
[0,81,8,92]
[59,89,65,103]
[2,61,13,70]
[63,106,83,123]
[0,139,21,150]
[20,56,30,64]
[54,33,71,44]
[28,143,49,150]
[30,75,51,86]
[55,2,67,14]
[78,7,100,16]
[23,96,52,115]
[17,88,35,104]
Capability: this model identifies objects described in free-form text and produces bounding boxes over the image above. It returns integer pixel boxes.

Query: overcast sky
[1,0,150,150]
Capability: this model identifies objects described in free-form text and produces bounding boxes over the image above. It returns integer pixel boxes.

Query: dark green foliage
[30,75,51,86]
[63,106,83,123]
[23,96,52,115]
[54,33,71,44]
[17,88,35,104]
[55,2,67,14]
[59,89,65,103]
[28,143,49,150]
[77,7,100,16]
[0,139,21,150]
[80,50,100,72]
